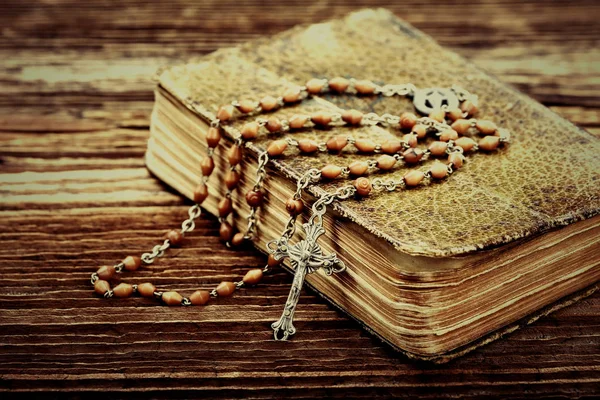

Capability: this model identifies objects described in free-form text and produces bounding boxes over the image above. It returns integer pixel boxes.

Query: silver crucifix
[267,195,346,341]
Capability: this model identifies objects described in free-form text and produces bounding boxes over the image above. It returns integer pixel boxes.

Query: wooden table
[1,1,599,398]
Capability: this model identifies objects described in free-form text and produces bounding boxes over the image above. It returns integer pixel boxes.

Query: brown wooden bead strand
[216,281,236,297]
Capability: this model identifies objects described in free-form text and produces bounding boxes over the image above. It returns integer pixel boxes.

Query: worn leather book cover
[146,8,600,361]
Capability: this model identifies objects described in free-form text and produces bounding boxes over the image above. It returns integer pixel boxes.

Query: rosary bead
[266,117,282,133]
[94,280,111,295]
[246,190,264,207]
[167,229,184,246]
[267,140,287,157]
[190,290,210,305]
[376,155,397,170]
[448,152,465,169]
[298,139,319,153]
[348,161,369,176]
[218,197,233,217]
[455,137,476,151]
[354,138,376,153]
[355,79,376,94]
[227,145,243,166]
[113,283,134,298]
[97,265,116,280]
[259,95,279,111]
[451,119,471,135]
[206,127,221,148]
[381,139,402,154]
[341,109,363,125]
[402,148,424,164]
[216,281,236,297]
[400,112,418,130]
[237,100,257,114]
[285,198,304,216]
[428,141,448,157]
[200,156,215,176]
[475,120,498,135]
[267,254,282,267]
[411,124,428,139]
[429,109,446,123]
[479,136,500,151]
[241,122,259,140]
[283,88,302,103]
[243,269,264,285]
[430,161,449,179]
[231,232,246,247]
[404,170,425,187]
[123,255,141,271]
[321,164,342,179]
[439,129,459,142]
[137,282,156,297]
[460,100,478,116]
[402,133,418,148]
[217,105,234,122]
[220,221,234,242]
[311,112,333,126]
[289,114,308,129]
[306,78,325,94]
[162,291,183,306]
[354,177,372,197]
[329,77,350,92]
[447,107,464,121]
[193,183,209,204]
[326,135,348,152]
[224,170,241,190]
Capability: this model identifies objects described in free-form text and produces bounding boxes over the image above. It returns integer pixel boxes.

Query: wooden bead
[439,129,459,142]
[112,283,133,298]
[381,140,402,154]
[341,109,363,125]
[259,95,278,111]
[224,170,241,190]
[166,230,184,246]
[349,161,369,176]
[354,138,376,153]
[448,152,465,169]
[246,190,264,207]
[289,114,308,129]
[162,291,183,306]
[354,177,372,197]
[451,119,472,135]
[137,282,156,297]
[200,156,214,176]
[460,100,478,116]
[267,140,287,157]
[123,255,141,271]
[412,124,428,139]
[243,269,263,285]
[283,88,301,103]
[241,122,259,140]
[430,162,449,179]
[298,139,319,154]
[237,100,256,114]
[355,80,376,94]
[96,265,115,281]
[326,135,348,152]
[429,109,446,123]
[206,127,221,148]
[266,117,282,133]
[402,133,417,148]
[285,198,303,216]
[306,78,325,94]
[231,232,245,247]
[216,281,236,297]
[376,155,397,170]
[227,145,243,166]
[329,77,349,92]
[189,290,210,305]
[455,137,477,151]
[219,221,234,242]
[321,164,342,179]
[267,254,282,267]
[311,112,333,126]
[428,141,448,156]
[193,183,209,204]
[447,108,464,121]
[402,148,424,164]
[404,170,425,187]
[217,105,233,122]
[218,197,233,217]
[94,280,110,295]
[476,120,498,135]
[479,136,501,151]
[400,112,417,130]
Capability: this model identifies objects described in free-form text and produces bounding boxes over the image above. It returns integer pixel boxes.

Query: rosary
[90,77,510,340]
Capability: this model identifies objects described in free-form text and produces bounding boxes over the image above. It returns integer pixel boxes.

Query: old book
[146,8,600,361]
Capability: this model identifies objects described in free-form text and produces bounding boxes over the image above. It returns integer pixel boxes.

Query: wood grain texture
[0,0,599,398]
